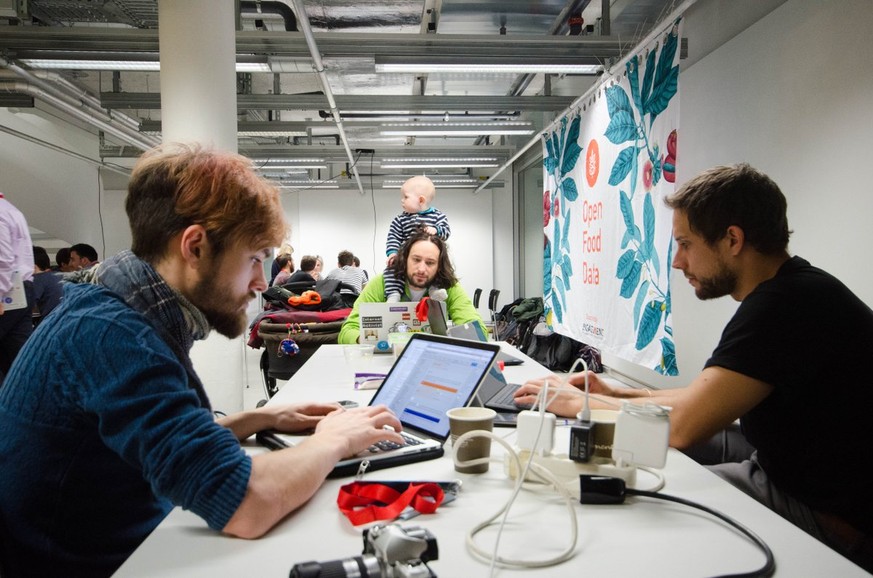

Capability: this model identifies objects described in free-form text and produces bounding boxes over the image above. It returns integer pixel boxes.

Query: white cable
[452,431,579,571]
[635,465,667,493]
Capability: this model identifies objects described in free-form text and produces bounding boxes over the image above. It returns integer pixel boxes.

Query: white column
[159,0,245,412]
[158,0,237,149]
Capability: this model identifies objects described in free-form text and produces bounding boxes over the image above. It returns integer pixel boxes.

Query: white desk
[116,344,867,577]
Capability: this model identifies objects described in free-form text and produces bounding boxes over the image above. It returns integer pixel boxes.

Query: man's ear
[179,224,209,266]
[725,225,745,256]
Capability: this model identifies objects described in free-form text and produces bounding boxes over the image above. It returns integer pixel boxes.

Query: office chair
[473,288,482,309]
[487,289,500,337]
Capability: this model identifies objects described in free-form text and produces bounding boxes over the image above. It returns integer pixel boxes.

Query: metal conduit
[0,80,156,151]
[0,57,159,150]
[473,0,698,194]
[0,121,132,176]
[287,0,365,195]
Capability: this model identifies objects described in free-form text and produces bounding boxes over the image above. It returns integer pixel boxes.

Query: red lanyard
[337,481,444,526]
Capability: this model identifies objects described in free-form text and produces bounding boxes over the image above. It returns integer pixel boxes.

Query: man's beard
[693,262,737,300]
[191,276,253,338]
[406,270,435,290]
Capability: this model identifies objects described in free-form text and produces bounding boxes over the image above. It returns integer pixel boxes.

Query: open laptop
[359,301,426,351]
[259,333,500,477]
[426,300,524,366]
[470,365,529,427]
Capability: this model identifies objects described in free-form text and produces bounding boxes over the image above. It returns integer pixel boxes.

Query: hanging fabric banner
[542,22,681,375]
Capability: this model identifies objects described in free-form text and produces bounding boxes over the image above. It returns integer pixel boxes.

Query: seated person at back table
[513,164,873,573]
[286,254,319,285]
[338,230,484,344]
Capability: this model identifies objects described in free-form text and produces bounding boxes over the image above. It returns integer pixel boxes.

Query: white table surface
[115,343,867,577]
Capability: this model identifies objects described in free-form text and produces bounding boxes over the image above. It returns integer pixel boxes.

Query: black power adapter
[569,420,597,463]
[578,475,627,504]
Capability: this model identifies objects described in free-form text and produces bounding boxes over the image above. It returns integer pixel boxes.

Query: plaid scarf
[66,250,212,408]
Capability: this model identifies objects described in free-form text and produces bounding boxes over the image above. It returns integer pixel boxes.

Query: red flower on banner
[543,190,551,227]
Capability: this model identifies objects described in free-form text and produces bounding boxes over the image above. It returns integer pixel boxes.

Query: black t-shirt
[706,257,873,531]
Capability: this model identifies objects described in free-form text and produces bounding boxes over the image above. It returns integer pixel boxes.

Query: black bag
[522,321,602,373]
[261,278,352,312]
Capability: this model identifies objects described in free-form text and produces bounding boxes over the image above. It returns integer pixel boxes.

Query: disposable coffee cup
[589,409,619,461]
[447,407,496,474]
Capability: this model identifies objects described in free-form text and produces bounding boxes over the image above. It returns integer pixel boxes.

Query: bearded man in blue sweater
[0,144,403,577]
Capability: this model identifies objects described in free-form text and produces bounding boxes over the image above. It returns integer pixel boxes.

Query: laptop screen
[369,333,500,438]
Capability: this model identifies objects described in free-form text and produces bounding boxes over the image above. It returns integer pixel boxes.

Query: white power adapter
[516,410,556,454]
[611,401,671,468]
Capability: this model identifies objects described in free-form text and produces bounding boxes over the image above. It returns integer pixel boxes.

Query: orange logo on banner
[585,139,600,188]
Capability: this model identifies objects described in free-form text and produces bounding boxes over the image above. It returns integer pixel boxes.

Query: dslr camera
[289,523,439,578]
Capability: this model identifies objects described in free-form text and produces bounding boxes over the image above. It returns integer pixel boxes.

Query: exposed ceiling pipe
[0,121,131,176]
[240,1,297,31]
[0,57,159,149]
[0,80,156,151]
[473,0,698,194]
[287,0,365,195]
[473,0,593,147]
[30,70,144,134]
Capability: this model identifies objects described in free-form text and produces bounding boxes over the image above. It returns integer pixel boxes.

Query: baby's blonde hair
[401,175,436,205]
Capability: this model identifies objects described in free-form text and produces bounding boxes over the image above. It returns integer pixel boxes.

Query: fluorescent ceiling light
[383,178,487,189]
[256,164,328,170]
[376,56,601,75]
[21,58,270,73]
[380,122,534,137]
[252,159,327,170]
[381,157,499,169]
[278,180,339,190]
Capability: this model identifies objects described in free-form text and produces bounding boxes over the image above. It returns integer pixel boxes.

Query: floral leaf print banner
[542,23,681,376]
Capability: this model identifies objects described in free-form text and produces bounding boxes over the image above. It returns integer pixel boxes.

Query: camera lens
[289,554,381,578]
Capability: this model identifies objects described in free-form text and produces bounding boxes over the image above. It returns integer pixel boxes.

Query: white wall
[605,0,873,387]
[0,107,102,249]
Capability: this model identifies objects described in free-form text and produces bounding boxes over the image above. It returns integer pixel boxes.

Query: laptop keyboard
[490,383,523,406]
[367,432,422,453]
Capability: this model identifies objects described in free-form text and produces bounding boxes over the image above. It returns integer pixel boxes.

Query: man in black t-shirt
[515,164,873,572]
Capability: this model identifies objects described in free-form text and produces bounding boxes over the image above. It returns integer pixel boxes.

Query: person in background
[54,247,75,272]
[287,254,318,285]
[31,246,63,326]
[353,255,369,283]
[0,144,403,577]
[269,243,294,285]
[0,192,34,383]
[514,164,873,573]
[270,254,294,287]
[325,250,367,303]
[313,254,324,281]
[68,243,99,270]
[339,230,484,344]
[384,175,450,302]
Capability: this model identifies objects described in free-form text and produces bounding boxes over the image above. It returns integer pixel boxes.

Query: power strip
[504,450,637,497]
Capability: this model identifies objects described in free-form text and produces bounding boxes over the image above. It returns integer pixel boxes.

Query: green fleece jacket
[338,274,485,344]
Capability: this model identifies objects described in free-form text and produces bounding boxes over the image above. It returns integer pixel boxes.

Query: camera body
[289,523,439,578]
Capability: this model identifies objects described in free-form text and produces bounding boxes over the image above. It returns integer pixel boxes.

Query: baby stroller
[248,278,355,400]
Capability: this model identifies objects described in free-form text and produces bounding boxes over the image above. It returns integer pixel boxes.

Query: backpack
[262,278,352,312]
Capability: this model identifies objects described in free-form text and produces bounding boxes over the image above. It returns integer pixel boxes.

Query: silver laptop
[359,301,426,346]
[329,332,500,476]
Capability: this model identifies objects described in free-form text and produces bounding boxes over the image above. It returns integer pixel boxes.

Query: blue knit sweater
[0,282,251,577]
